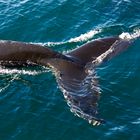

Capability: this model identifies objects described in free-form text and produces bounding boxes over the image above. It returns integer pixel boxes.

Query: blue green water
[0,0,140,140]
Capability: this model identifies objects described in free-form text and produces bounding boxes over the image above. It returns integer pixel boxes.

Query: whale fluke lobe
[0,40,70,67]
[0,37,133,125]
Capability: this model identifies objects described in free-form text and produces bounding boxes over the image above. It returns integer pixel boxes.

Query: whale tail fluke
[0,36,134,125]
[0,36,132,71]
[92,39,131,67]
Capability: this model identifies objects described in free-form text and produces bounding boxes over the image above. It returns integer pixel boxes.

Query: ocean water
[0,0,140,140]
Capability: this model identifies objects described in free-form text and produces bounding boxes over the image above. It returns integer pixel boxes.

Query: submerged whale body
[0,36,133,125]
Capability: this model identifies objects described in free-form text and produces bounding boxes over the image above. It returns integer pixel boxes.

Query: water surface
[0,0,140,140]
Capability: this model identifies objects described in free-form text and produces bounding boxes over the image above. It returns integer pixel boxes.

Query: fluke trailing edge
[0,36,133,125]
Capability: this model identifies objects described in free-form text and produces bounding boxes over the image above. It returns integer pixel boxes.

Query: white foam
[0,67,48,75]
[119,28,140,40]
[34,42,65,47]
[0,40,7,43]
[68,29,101,43]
